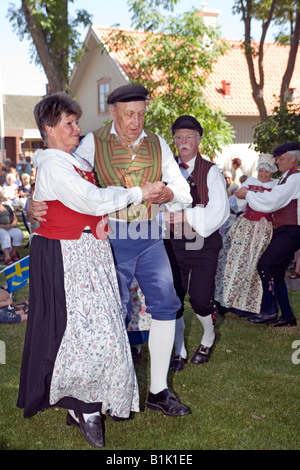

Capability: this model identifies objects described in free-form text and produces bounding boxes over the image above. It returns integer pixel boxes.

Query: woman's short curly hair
[34,92,82,145]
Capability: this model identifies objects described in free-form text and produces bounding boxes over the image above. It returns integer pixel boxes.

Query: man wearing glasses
[164,115,229,371]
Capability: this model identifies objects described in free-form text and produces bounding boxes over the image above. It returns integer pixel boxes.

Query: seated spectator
[0,193,24,264]
[0,163,7,186]
[18,161,31,179]
[30,167,36,185]
[7,164,22,189]
[215,154,278,317]
[0,288,28,323]
[239,174,249,185]
[18,173,33,208]
[16,153,31,176]
[231,158,243,185]
[223,170,235,196]
[2,173,19,205]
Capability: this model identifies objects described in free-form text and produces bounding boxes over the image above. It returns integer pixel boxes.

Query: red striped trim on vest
[273,166,300,229]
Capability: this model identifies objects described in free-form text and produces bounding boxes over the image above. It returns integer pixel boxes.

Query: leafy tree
[233,0,300,121]
[108,6,234,158]
[253,103,300,153]
[7,0,92,92]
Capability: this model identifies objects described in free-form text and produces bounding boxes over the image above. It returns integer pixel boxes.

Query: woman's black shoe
[66,411,105,448]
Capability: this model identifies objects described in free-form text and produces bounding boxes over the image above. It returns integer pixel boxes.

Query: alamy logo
[0,340,6,364]
[291,340,300,365]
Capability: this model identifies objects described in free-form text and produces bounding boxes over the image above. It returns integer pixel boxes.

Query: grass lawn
[0,222,299,451]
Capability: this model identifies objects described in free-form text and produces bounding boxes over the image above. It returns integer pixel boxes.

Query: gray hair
[287,150,300,160]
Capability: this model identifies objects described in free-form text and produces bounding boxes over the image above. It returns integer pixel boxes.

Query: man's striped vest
[93,122,162,222]
[188,153,215,207]
[273,165,300,229]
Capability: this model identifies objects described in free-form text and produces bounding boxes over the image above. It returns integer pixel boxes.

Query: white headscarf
[256,153,278,173]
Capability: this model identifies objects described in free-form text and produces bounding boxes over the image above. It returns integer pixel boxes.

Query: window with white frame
[98,79,111,114]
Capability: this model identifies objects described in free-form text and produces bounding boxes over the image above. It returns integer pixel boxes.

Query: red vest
[273,166,300,229]
[34,166,110,240]
[188,153,214,207]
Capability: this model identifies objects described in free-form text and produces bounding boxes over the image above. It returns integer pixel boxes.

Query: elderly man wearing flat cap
[29,84,192,417]
[75,84,192,416]
[163,115,229,371]
[236,142,300,326]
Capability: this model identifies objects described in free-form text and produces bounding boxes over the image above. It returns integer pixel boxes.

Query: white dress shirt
[235,176,278,213]
[178,157,230,238]
[246,171,300,213]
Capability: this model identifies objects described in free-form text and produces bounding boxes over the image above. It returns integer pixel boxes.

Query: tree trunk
[21,0,68,93]
[280,9,300,105]
[241,0,277,121]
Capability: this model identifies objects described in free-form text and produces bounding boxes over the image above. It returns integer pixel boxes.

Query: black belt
[83,229,92,233]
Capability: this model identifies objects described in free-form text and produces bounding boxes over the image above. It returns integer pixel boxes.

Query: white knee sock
[148,319,175,395]
[174,317,187,359]
[196,314,215,348]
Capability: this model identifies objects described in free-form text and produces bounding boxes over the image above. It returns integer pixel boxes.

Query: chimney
[222,80,231,98]
[197,2,221,28]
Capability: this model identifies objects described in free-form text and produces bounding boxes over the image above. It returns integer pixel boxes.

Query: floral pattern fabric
[215,215,273,314]
[128,278,152,333]
[49,233,139,418]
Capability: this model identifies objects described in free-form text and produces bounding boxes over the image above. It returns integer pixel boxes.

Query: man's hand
[140,182,154,201]
[142,181,174,204]
[28,199,48,222]
[163,210,187,225]
[234,187,248,199]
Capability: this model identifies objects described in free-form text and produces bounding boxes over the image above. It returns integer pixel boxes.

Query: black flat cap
[172,115,203,136]
[273,142,300,158]
[107,84,151,105]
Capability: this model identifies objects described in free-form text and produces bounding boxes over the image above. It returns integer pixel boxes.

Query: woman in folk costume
[17,93,154,448]
[215,154,278,317]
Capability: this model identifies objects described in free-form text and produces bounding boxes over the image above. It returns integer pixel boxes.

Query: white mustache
[179,144,191,150]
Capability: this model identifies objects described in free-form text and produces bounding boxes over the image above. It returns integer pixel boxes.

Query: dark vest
[273,165,300,229]
[187,153,215,207]
[170,153,215,240]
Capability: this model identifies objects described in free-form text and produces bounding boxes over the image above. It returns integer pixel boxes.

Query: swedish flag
[4,255,29,293]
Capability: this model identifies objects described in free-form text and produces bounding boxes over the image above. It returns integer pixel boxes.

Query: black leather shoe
[66,411,105,448]
[169,355,187,372]
[146,389,190,416]
[191,343,213,364]
[111,412,134,422]
[268,316,297,327]
[248,313,278,324]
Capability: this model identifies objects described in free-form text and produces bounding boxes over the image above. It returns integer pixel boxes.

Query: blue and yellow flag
[3,255,29,293]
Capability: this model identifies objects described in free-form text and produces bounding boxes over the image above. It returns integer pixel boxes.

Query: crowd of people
[0,85,298,449]
[0,153,35,266]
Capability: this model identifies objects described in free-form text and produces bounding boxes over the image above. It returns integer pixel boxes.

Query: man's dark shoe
[191,343,213,364]
[169,355,187,372]
[66,411,105,448]
[248,312,278,324]
[111,412,134,422]
[268,316,297,327]
[146,389,190,416]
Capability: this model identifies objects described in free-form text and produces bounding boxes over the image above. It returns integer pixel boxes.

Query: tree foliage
[7,0,92,92]
[253,103,300,153]
[233,0,300,121]
[109,6,234,158]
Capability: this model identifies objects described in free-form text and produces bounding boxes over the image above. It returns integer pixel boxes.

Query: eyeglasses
[174,134,198,142]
